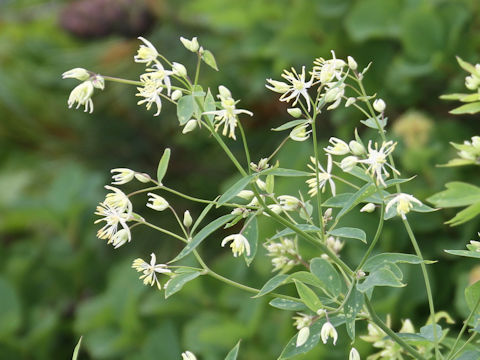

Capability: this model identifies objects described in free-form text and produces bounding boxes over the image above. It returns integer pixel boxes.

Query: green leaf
[450,102,480,115]
[328,227,366,243]
[202,50,219,71]
[344,286,364,340]
[191,200,216,234]
[72,336,83,360]
[156,148,171,184]
[203,89,216,126]
[224,340,241,360]
[419,324,443,343]
[171,214,235,262]
[465,281,480,315]
[263,168,311,177]
[271,119,308,131]
[0,277,21,336]
[165,270,202,298]
[254,274,289,298]
[357,267,405,293]
[266,174,275,193]
[440,93,471,101]
[270,224,320,239]
[268,298,307,311]
[455,351,480,360]
[445,250,480,259]
[177,95,196,125]
[446,202,480,227]
[287,271,324,289]
[457,56,480,77]
[363,253,425,272]
[294,280,322,313]
[310,258,342,298]
[217,175,253,208]
[336,183,377,220]
[427,182,480,208]
[360,116,388,130]
[243,216,258,266]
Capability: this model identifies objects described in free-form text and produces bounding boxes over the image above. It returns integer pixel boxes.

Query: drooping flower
[385,193,422,219]
[181,351,197,360]
[266,66,314,111]
[324,137,350,155]
[146,193,169,211]
[221,234,251,257]
[111,168,135,185]
[358,140,399,186]
[313,51,346,84]
[289,123,311,142]
[306,154,336,197]
[94,186,133,245]
[134,37,159,65]
[136,76,163,116]
[203,86,253,140]
[349,347,360,360]
[62,68,90,81]
[67,81,95,113]
[132,253,171,290]
[320,321,338,345]
[278,195,302,211]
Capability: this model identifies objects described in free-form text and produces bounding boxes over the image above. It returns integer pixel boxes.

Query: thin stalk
[448,333,478,360]
[102,75,142,86]
[446,293,480,360]
[169,206,189,239]
[356,203,385,270]
[238,121,251,172]
[311,119,325,236]
[141,221,187,243]
[365,297,427,360]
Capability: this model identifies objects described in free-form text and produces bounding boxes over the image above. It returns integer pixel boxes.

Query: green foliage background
[1,0,480,358]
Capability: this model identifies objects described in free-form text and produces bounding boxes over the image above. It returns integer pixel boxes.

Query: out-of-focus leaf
[450,102,480,115]
[268,298,306,311]
[446,202,480,226]
[202,50,219,71]
[157,148,171,184]
[217,175,254,207]
[72,336,82,360]
[243,216,258,266]
[427,182,480,208]
[465,281,480,315]
[224,340,241,360]
[177,95,196,125]
[0,277,21,337]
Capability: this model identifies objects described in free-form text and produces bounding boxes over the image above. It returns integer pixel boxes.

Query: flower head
[203,86,253,140]
[306,154,336,197]
[324,137,350,155]
[385,193,422,219]
[349,347,360,360]
[132,253,171,290]
[136,76,163,116]
[134,37,159,65]
[289,123,311,142]
[266,237,299,271]
[67,81,95,113]
[313,51,346,83]
[221,234,251,257]
[146,193,169,211]
[358,140,399,186]
[320,321,338,345]
[111,168,135,185]
[180,36,199,52]
[266,66,314,111]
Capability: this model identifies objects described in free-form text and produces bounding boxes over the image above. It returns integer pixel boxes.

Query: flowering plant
[64,37,480,359]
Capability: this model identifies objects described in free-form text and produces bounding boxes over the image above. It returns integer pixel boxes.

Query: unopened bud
[237,190,254,200]
[340,156,358,172]
[172,62,187,77]
[287,108,302,118]
[296,327,310,347]
[183,210,193,228]
[182,119,198,134]
[134,172,151,183]
[347,56,358,71]
[180,36,199,52]
[373,98,386,113]
[345,97,356,107]
[171,89,183,101]
[349,140,365,155]
[62,68,90,81]
[360,203,376,213]
[256,179,267,191]
[218,85,232,99]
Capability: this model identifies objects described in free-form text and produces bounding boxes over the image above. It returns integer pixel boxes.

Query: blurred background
[1,0,480,359]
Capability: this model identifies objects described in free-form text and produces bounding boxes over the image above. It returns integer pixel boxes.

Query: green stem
[102,75,142,86]
[449,333,478,360]
[311,119,325,236]
[365,297,427,360]
[356,202,384,270]
[446,295,480,360]
[238,121,252,172]
[141,221,187,243]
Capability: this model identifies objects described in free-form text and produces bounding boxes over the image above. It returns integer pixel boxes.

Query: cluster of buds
[250,158,270,172]
[292,312,314,347]
[62,68,104,113]
[322,236,344,259]
[265,237,300,272]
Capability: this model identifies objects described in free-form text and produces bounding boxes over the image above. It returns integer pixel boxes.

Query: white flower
[290,123,311,142]
[373,98,386,113]
[293,312,314,329]
[146,193,169,211]
[296,326,310,347]
[320,321,338,345]
[145,62,173,96]
[324,137,350,155]
[266,237,298,271]
[340,156,358,172]
[132,253,171,290]
[171,89,183,101]
[136,77,163,116]
[349,347,360,360]
[94,186,132,243]
[181,351,197,360]
[313,51,346,83]
[171,62,187,77]
[110,228,130,249]
[267,66,314,111]
[287,107,302,118]
[203,86,253,140]
[278,195,302,211]
[67,81,95,113]
[111,168,135,185]
[358,141,399,186]
[180,36,199,52]
[221,234,251,257]
[306,154,336,197]
[385,193,422,219]
[62,68,90,81]
[134,37,159,65]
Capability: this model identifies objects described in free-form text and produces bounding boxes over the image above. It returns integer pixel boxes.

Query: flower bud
[349,347,360,360]
[180,36,199,52]
[296,327,310,347]
[218,85,232,99]
[348,56,358,71]
[324,137,350,155]
[320,321,338,345]
[349,140,365,155]
[266,79,290,93]
[472,136,480,150]
[91,75,105,90]
[182,119,198,134]
[181,351,197,360]
[373,98,386,113]
[172,62,187,77]
[345,97,356,107]
[287,107,302,118]
[360,203,376,213]
[134,173,151,183]
[290,124,311,142]
[183,210,193,228]
[278,195,301,211]
[171,89,183,101]
[256,179,267,191]
[62,68,90,81]
[237,190,254,200]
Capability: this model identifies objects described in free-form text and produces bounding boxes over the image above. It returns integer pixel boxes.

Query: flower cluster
[265,237,300,272]
[62,68,104,113]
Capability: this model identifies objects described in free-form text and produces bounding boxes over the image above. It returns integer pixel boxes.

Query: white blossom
[266,66,313,111]
[111,168,135,185]
[306,154,336,197]
[132,253,171,290]
[221,234,251,257]
[385,193,422,219]
[134,37,159,65]
[320,321,338,345]
[358,140,399,186]
[324,137,350,155]
[146,193,169,211]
